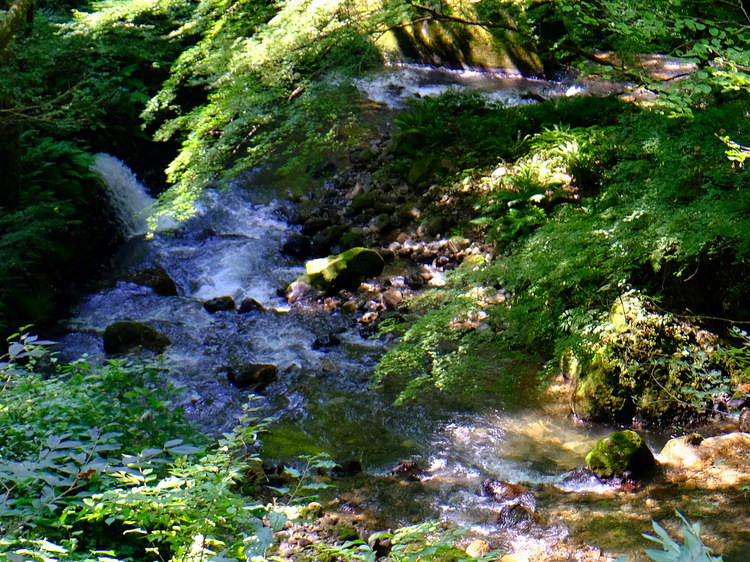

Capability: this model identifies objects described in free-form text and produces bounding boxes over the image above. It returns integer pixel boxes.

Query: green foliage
[379,94,750,413]
[314,520,479,562]
[557,0,750,115]
[0,134,107,334]
[393,91,531,171]
[266,453,338,504]
[0,330,203,530]
[644,512,723,562]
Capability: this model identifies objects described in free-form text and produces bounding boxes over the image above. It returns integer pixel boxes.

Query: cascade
[90,153,154,237]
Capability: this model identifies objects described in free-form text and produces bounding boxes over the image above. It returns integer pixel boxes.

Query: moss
[571,352,633,423]
[305,247,384,290]
[585,430,656,480]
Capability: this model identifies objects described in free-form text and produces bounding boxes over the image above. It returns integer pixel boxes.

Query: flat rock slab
[658,432,750,489]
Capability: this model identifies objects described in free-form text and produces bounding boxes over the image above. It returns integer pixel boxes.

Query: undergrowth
[375,94,750,425]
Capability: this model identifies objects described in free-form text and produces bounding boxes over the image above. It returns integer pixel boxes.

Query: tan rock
[383,288,403,308]
[465,539,490,558]
[658,432,750,489]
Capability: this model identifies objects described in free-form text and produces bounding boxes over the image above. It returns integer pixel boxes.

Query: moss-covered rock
[570,293,731,426]
[305,247,384,290]
[571,351,633,423]
[103,321,171,355]
[585,430,656,480]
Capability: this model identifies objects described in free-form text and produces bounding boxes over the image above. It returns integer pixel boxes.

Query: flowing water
[55,69,750,561]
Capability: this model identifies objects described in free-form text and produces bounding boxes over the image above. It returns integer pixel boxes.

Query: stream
[57,66,750,561]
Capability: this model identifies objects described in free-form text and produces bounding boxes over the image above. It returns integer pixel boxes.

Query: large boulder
[103,321,171,355]
[585,430,656,480]
[305,247,384,290]
[571,351,632,423]
[569,294,729,426]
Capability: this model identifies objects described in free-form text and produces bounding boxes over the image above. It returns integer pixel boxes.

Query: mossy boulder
[585,430,656,480]
[571,351,633,423]
[305,247,384,290]
[103,321,171,355]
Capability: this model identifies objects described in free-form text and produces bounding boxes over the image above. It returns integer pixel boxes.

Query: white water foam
[90,153,154,237]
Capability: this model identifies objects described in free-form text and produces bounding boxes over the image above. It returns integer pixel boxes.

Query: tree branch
[0,0,34,55]
[408,1,519,33]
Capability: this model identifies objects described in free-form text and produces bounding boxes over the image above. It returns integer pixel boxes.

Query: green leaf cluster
[644,511,723,562]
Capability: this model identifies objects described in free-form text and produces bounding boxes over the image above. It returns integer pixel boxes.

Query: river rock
[238,297,264,314]
[339,228,366,251]
[391,459,424,481]
[585,430,656,480]
[571,351,632,423]
[312,332,341,350]
[312,225,347,256]
[331,459,363,477]
[126,265,178,296]
[301,216,334,236]
[203,296,236,313]
[286,278,324,303]
[282,233,313,260]
[305,247,385,290]
[103,321,171,355]
[226,363,278,391]
[740,408,750,432]
[658,433,750,490]
[481,479,537,527]
[465,540,490,558]
[382,288,403,308]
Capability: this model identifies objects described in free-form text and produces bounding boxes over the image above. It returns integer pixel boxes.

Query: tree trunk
[0,97,21,210]
[0,0,35,54]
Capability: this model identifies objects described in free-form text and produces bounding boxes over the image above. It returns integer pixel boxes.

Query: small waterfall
[91,153,154,237]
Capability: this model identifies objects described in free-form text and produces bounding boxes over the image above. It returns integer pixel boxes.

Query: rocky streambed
[57,72,750,560]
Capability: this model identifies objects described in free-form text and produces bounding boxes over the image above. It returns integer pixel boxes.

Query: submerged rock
[281,233,313,260]
[312,332,342,350]
[305,247,384,290]
[103,321,171,355]
[585,430,656,480]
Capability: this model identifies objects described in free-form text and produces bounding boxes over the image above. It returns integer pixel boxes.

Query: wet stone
[282,233,313,260]
[238,297,264,314]
[103,321,171,355]
[126,265,178,296]
[312,333,342,350]
[226,363,278,391]
[203,296,236,313]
